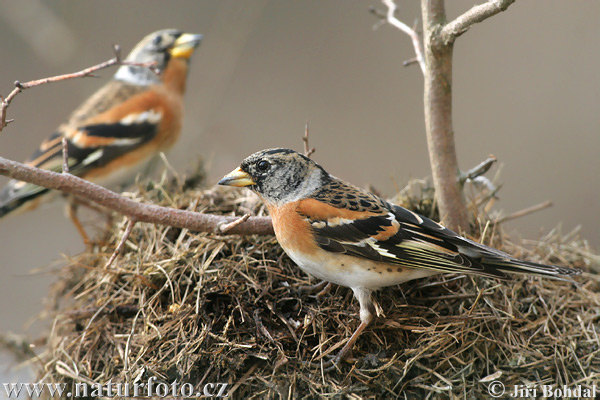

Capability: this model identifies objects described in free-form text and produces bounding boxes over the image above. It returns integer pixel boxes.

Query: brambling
[0,29,202,240]
[219,148,581,367]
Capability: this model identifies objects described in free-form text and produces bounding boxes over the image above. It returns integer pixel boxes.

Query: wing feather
[301,189,579,280]
[0,84,163,216]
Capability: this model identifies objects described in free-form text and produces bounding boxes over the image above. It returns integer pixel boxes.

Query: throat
[161,58,189,94]
[114,65,160,86]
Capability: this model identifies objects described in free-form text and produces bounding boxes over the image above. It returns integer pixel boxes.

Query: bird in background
[219,148,581,368]
[0,29,203,242]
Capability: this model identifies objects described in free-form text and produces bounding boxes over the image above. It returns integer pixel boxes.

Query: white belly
[284,247,436,291]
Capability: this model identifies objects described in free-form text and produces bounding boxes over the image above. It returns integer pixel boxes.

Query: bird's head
[218,148,328,205]
[115,29,203,85]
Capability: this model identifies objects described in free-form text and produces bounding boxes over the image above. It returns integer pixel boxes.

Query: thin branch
[61,137,70,174]
[381,0,425,74]
[465,154,497,181]
[218,213,250,234]
[493,200,553,224]
[440,0,516,44]
[303,122,315,158]
[403,57,419,67]
[0,47,157,132]
[105,219,137,268]
[0,156,274,235]
[460,154,497,185]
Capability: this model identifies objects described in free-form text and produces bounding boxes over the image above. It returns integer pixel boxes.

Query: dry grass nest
[33,164,599,399]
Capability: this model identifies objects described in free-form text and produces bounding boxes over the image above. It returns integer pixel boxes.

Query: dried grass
[34,165,599,399]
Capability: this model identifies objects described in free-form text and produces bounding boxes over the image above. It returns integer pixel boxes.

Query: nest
[33,164,599,399]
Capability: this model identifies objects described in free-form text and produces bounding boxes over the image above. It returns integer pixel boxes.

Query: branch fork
[377,0,516,232]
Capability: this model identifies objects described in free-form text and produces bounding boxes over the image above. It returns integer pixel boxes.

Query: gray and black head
[114,29,203,85]
[218,148,329,204]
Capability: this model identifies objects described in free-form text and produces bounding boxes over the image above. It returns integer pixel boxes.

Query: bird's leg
[321,288,374,371]
[66,196,114,245]
[66,200,90,245]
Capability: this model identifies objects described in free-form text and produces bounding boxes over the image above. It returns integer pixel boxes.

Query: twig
[493,200,553,224]
[303,122,315,158]
[218,213,250,234]
[463,154,497,182]
[0,47,157,132]
[368,6,388,31]
[381,0,425,74]
[0,156,274,235]
[105,219,137,268]
[61,137,70,174]
[403,57,419,67]
[440,0,516,45]
[460,155,497,193]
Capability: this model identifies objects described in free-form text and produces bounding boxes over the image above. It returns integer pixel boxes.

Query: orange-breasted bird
[0,29,203,240]
[219,148,581,367]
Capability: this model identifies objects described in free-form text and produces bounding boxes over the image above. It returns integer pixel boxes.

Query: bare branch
[0,52,157,132]
[421,0,469,232]
[303,122,315,158]
[218,213,250,234]
[493,200,553,225]
[441,0,516,44]
[460,154,497,184]
[402,57,419,67]
[61,137,70,174]
[105,219,137,268]
[0,156,274,236]
[381,0,425,74]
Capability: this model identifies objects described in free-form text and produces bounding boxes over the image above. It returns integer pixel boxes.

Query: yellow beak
[218,167,256,187]
[170,33,203,59]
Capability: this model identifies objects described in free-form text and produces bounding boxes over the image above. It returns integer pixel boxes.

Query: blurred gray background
[0,0,598,340]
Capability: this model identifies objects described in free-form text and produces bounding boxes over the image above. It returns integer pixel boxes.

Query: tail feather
[0,180,50,218]
[483,256,581,281]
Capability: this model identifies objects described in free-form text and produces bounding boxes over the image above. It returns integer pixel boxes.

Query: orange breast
[266,202,320,257]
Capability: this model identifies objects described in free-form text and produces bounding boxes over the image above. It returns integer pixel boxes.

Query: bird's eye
[152,35,163,46]
[256,160,270,172]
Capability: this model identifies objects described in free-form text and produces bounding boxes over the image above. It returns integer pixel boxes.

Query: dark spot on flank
[378,271,382,274]
[397,267,403,272]
[387,268,392,272]
[341,263,345,267]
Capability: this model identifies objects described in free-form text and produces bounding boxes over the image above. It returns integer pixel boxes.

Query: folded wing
[301,195,580,280]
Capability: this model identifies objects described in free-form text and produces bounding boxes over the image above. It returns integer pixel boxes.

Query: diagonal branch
[0,46,157,132]
[0,156,274,236]
[440,0,516,45]
[104,219,137,268]
[381,0,425,75]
